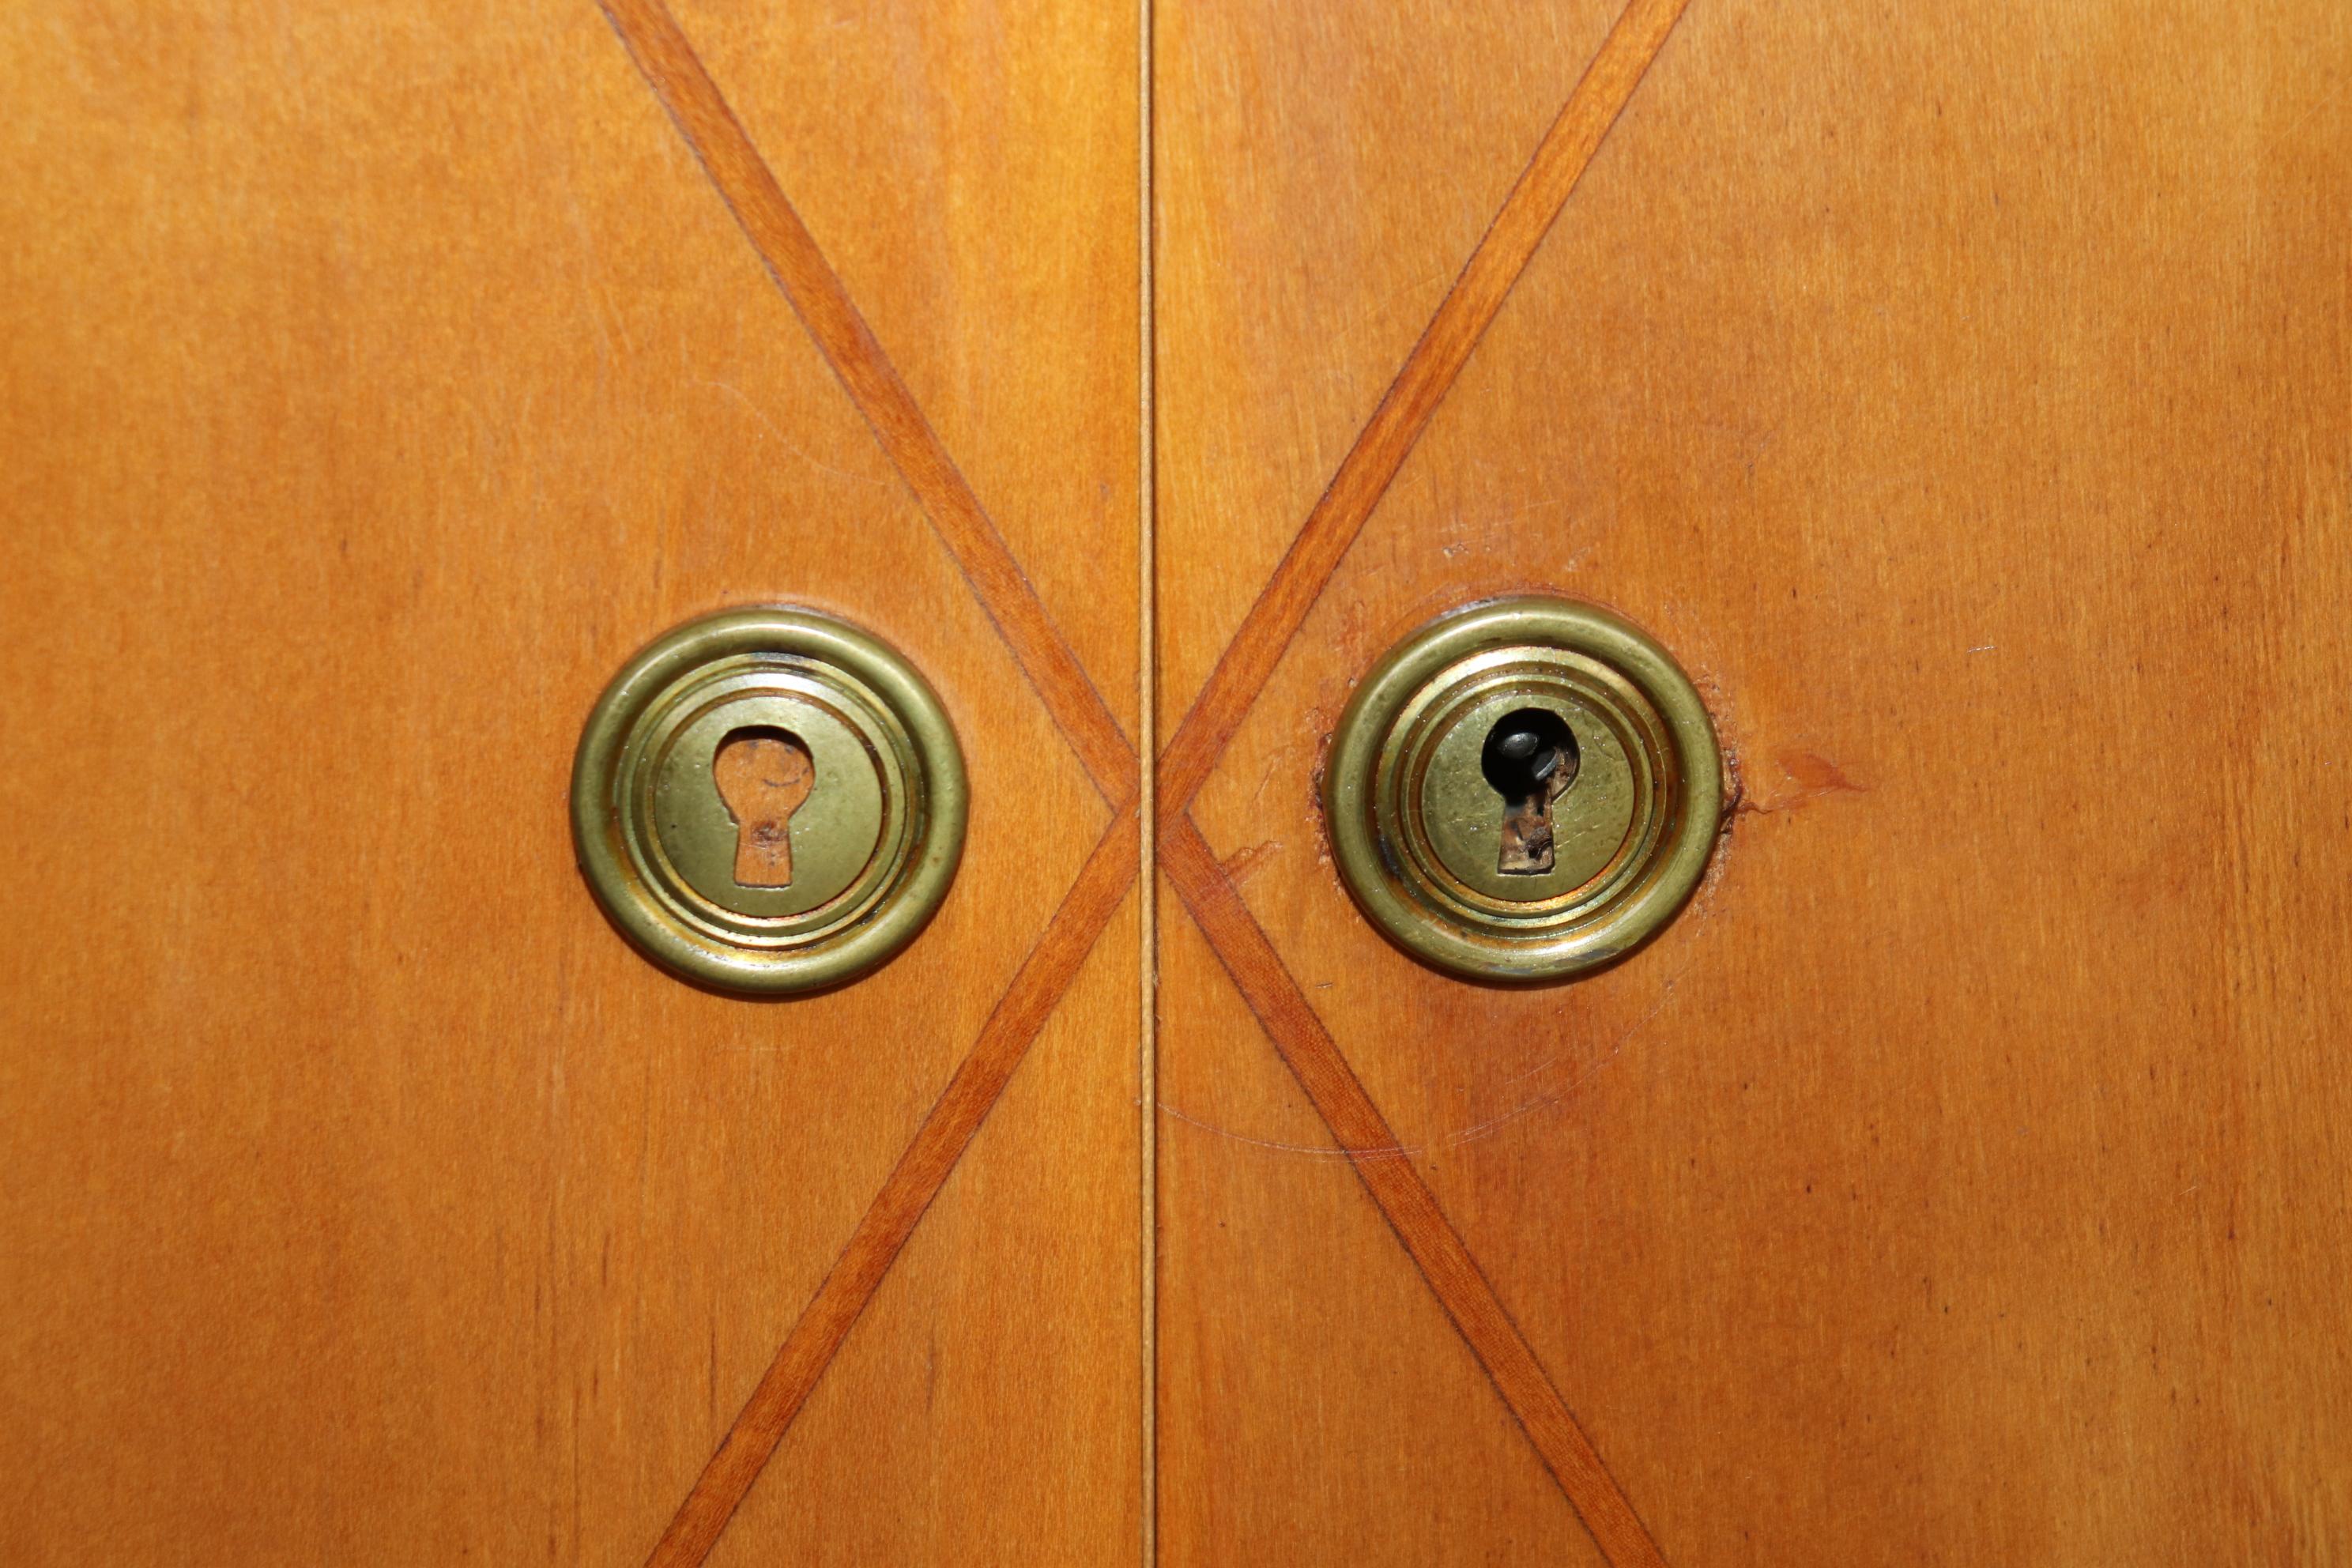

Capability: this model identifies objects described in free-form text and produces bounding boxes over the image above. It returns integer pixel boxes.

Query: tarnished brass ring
[1322,597,1721,983]
[571,606,966,995]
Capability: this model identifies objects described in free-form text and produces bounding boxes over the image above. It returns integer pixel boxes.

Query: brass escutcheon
[571,606,966,994]
[1323,597,1722,983]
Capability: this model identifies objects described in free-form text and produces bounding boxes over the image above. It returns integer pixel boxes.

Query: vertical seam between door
[1136,0,1159,1558]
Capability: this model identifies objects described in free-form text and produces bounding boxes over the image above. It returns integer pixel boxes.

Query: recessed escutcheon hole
[710,726,814,888]
[573,606,967,993]
[1322,597,1721,982]
[1479,707,1579,875]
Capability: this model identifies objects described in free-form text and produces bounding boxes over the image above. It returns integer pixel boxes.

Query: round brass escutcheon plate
[571,607,967,994]
[1323,597,1722,983]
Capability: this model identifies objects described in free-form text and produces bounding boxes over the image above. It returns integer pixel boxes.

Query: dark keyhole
[1479,708,1579,876]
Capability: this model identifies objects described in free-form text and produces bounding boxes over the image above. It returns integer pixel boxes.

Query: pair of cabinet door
[3,0,2347,1562]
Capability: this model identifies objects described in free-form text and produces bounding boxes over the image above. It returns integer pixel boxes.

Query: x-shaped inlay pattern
[601,0,1690,1561]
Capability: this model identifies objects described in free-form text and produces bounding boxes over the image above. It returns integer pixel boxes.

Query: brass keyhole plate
[571,606,966,995]
[1322,597,1722,984]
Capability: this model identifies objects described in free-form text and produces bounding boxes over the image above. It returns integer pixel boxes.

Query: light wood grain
[6,0,2350,1561]
[0,0,1140,1562]
[1155,0,2352,1562]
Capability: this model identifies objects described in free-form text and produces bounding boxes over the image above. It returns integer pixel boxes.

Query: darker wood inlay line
[600,0,1140,807]
[1160,812,1668,1568]
[643,800,1143,1568]
[1154,0,1689,816]
[601,6,1150,1559]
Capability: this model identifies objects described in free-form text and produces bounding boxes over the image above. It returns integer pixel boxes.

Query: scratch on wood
[1734,748,1869,816]
[1221,839,1282,888]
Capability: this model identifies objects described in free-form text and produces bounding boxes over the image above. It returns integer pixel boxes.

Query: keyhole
[1480,708,1580,876]
[711,726,816,888]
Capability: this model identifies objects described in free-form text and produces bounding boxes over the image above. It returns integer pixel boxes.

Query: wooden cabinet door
[6,1,2350,1565]
[0,2,1142,1562]
[1150,0,2352,1563]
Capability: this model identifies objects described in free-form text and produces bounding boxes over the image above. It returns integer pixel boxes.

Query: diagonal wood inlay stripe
[599,3,1151,1560]
[645,800,1142,1568]
[599,0,1692,1556]
[1160,814,1668,1568]
[1155,0,1689,816]
[601,0,1140,807]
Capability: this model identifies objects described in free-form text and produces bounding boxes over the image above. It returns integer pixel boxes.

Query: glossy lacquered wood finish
[0,0,1139,1562]
[1153,0,2352,1562]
